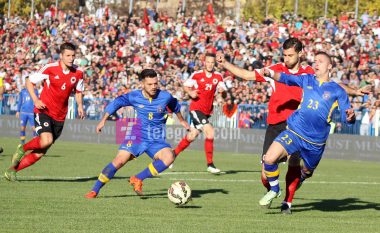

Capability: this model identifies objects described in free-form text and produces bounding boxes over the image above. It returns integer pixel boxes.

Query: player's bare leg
[259,142,287,208]
[203,124,220,174]
[86,150,134,198]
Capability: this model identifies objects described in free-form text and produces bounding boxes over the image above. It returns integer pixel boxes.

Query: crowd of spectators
[0,6,379,133]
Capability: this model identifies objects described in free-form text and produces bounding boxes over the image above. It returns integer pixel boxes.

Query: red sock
[174,136,191,156]
[261,174,271,191]
[23,136,42,151]
[284,165,301,203]
[16,153,41,171]
[204,138,214,165]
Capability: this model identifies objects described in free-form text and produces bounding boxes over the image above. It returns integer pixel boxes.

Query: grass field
[0,137,379,233]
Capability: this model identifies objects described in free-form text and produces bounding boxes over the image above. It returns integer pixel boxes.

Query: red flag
[207,3,214,17]
[143,8,150,25]
[206,3,215,24]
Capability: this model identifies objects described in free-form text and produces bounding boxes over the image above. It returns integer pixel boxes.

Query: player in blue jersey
[259,51,356,207]
[85,69,190,198]
[16,86,39,144]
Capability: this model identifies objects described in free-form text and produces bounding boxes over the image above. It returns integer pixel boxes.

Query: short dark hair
[283,38,303,53]
[205,53,216,58]
[140,69,157,80]
[315,51,332,64]
[60,42,76,54]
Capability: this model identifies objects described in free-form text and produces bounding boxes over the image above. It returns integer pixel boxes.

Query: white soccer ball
[167,181,192,206]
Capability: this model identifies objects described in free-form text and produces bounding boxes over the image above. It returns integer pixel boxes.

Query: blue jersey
[17,88,38,114]
[105,90,181,141]
[279,73,352,144]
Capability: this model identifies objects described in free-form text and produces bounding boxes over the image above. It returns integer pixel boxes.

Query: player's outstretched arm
[216,51,256,81]
[339,83,372,96]
[26,77,46,109]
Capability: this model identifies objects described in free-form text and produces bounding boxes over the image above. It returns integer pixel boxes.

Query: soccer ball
[167,181,192,206]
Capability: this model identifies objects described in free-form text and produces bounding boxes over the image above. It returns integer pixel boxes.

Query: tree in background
[243,0,380,21]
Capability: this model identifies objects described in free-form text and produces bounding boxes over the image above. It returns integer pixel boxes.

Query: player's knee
[187,131,198,141]
[263,154,276,165]
[40,137,53,148]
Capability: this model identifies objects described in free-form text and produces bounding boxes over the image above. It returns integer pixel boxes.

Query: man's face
[204,56,215,72]
[283,47,300,69]
[142,77,158,97]
[314,54,331,76]
[60,49,75,68]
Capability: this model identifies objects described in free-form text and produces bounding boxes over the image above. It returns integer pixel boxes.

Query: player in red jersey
[174,53,227,174]
[4,42,84,181]
[217,38,368,213]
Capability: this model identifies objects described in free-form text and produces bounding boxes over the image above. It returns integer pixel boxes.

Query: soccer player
[85,69,189,198]
[173,53,227,174]
[217,38,368,214]
[16,86,39,144]
[259,51,355,207]
[4,42,84,181]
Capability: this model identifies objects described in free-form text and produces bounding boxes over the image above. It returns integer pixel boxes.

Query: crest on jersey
[70,77,76,84]
[138,104,144,108]
[323,91,331,100]
[213,79,218,84]
[157,105,163,113]
[307,86,313,89]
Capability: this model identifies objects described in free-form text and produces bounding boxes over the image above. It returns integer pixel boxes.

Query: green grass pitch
[0,137,379,233]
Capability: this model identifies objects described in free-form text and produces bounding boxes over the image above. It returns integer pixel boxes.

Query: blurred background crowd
[0,1,379,135]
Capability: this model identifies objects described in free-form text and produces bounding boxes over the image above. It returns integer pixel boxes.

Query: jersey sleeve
[167,94,181,113]
[76,76,84,93]
[105,93,131,115]
[337,87,354,125]
[278,73,310,88]
[183,73,198,88]
[29,71,49,84]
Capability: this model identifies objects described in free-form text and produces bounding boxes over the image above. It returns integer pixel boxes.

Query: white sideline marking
[6,175,380,185]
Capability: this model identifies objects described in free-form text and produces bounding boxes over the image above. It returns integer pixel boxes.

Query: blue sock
[92,163,117,194]
[20,131,26,144]
[135,160,168,181]
[264,163,280,193]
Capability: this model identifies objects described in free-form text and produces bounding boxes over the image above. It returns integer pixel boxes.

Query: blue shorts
[119,140,171,159]
[275,129,325,171]
[20,113,35,127]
